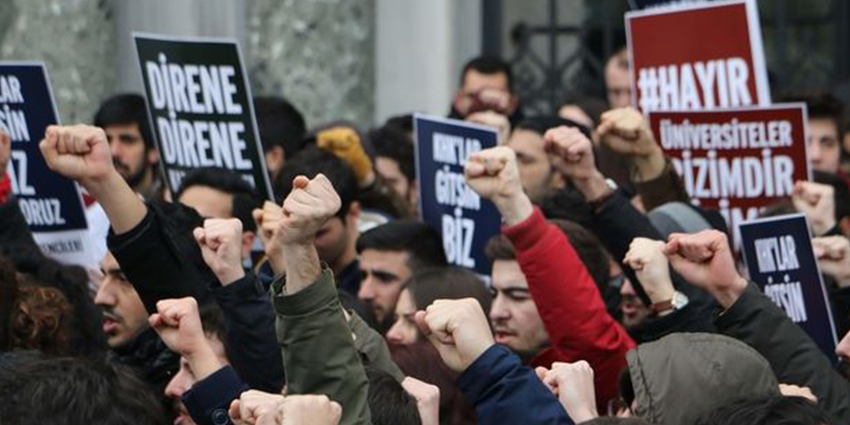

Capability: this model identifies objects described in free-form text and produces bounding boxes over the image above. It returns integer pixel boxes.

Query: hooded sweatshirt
[627,332,780,425]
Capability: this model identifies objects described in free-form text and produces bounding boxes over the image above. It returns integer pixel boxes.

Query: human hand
[253,201,286,275]
[624,238,675,304]
[402,377,440,425]
[466,111,511,145]
[541,361,598,424]
[792,181,836,236]
[813,236,850,288]
[194,218,246,285]
[664,230,748,308]
[229,390,285,425]
[0,128,10,179]
[149,298,222,381]
[317,126,374,187]
[38,125,116,188]
[414,298,495,372]
[778,384,818,402]
[280,395,343,425]
[597,107,659,158]
[277,174,341,246]
[543,125,599,182]
[464,147,532,225]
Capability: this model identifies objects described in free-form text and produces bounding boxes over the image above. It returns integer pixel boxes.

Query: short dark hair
[384,114,414,135]
[404,267,491,314]
[486,219,611,293]
[0,357,166,425]
[94,93,155,150]
[515,115,593,141]
[176,167,261,233]
[253,95,308,156]
[369,125,415,182]
[356,220,447,272]
[697,395,835,425]
[779,91,845,136]
[561,95,608,128]
[461,56,514,92]
[365,367,421,425]
[275,146,358,218]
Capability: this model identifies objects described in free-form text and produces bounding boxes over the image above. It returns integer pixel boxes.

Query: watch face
[672,292,689,309]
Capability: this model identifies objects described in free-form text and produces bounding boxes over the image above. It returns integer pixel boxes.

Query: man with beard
[94,93,163,201]
[355,220,448,333]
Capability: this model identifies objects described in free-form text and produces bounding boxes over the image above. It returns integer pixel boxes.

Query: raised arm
[39,125,146,234]
[664,230,850,423]
[263,173,370,425]
[415,298,573,425]
[465,144,633,408]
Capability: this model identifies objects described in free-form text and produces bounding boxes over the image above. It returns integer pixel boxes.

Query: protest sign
[626,0,770,113]
[739,214,838,360]
[134,33,273,200]
[414,114,501,276]
[0,62,90,265]
[629,0,708,10]
[648,104,810,242]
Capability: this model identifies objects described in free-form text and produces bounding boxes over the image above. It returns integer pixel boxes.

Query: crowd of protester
[1,44,850,425]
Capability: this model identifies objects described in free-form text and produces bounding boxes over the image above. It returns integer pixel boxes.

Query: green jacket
[272,266,372,425]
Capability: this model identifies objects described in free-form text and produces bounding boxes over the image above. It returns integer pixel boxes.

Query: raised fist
[280,395,342,425]
[402,377,440,425]
[597,107,659,158]
[148,297,208,357]
[540,361,598,423]
[813,236,850,287]
[663,230,747,308]
[278,174,342,246]
[194,218,246,285]
[792,181,836,236]
[414,298,495,373]
[624,237,675,304]
[543,125,597,181]
[230,390,285,425]
[466,111,511,145]
[464,146,532,225]
[38,125,115,186]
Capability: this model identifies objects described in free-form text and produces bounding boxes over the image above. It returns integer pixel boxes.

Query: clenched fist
[663,230,747,308]
[813,236,850,287]
[464,147,533,225]
[543,125,598,181]
[792,181,836,236]
[0,129,10,179]
[539,361,598,423]
[414,298,495,373]
[194,218,246,285]
[230,390,285,425]
[597,107,659,158]
[624,238,675,305]
[278,174,341,246]
[39,125,115,187]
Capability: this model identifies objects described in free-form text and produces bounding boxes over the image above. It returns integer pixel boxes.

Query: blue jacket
[457,345,574,425]
[184,366,248,425]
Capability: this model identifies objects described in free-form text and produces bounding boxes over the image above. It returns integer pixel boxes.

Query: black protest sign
[414,114,501,276]
[739,214,838,360]
[134,33,273,200]
[0,62,90,264]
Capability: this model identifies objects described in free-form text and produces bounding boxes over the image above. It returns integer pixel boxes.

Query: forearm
[213,275,285,392]
[282,243,321,294]
[84,170,147,234]
[572,170,612,203]
[274,267,371,425]
[493,193,534,227]
[186,344,226,382]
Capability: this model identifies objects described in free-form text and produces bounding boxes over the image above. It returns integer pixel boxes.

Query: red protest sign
[626,0,770,113]
[648,104,811,237]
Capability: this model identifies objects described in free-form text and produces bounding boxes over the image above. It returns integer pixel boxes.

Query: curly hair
[9,284,72,355]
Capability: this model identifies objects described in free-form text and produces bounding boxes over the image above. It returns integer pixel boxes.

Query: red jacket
[503,207,635,409]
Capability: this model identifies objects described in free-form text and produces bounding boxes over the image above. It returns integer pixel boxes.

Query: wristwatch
[650,291,689,316]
